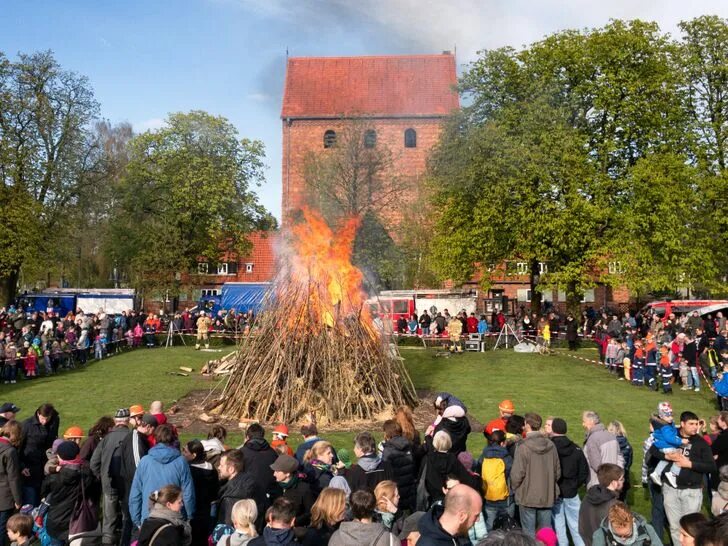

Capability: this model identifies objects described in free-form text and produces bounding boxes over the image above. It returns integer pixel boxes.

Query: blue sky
[2,0,727,220]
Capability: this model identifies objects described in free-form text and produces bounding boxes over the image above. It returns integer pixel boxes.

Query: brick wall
[282,118,445,228]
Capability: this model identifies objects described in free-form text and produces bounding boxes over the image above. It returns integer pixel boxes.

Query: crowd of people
[0,394,727,546]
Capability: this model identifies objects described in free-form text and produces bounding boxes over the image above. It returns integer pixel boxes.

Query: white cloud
[133,117,166,133]
[247,92,270,102]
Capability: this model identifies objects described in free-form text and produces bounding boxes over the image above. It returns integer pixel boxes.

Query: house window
[197,262,209,275]
[516,262,529,275]
[200,289,219,297]
[245,263,254,274]
[217,263,228,275]
[608,261,624,275]
[364,130,376,148]
[323,130,337,148]
[539,262,548,274]
[404,128,417,148]
[227,262,238,275]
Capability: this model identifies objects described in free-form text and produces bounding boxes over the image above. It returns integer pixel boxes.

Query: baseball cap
[141,414,158,427]
[129,405,144,417]
[270,454,299,474]
[0,402,20,414]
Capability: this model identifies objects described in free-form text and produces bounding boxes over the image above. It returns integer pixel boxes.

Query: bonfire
[217,208,417,425]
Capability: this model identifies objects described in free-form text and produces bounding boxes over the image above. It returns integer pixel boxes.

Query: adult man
[582,410,623,488]
[20,403,59,506]
[271,454,315,526]
[329,489,396,546]
[550,418,588,546]
[510,412,560,536]
[128,424,195,528]
[345,432,393,492]
[240,423,279,502]
[295,424,321,463]
[90,408,132,546]
[217,449,259,526]
[195,311,212,350]
[648,410,717,545]
[417,483,483,546]
[419,310,432,336]
[591,502,661,546]
[0,403,19,427]
[485,400,515,436]
[578,463,624,546]
[249,497,299,546]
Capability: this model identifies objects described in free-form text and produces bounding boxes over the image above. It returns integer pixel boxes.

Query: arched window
[323,130,337,148]
[364,129,376,148]
[404,128,417,148]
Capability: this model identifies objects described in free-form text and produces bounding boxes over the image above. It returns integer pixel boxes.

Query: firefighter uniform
[196,313,212,349]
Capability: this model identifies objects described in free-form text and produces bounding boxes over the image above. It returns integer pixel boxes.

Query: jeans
[552,496,584,546]
[663,485,703,546]
[648,482,668,543]
[0,509,13,546]
[519,506,553,537]
[485,499,515,531]
[422,327,430,335]
[689,367,700,389]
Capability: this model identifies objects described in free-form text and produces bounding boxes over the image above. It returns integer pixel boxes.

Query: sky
[2,0,728,221]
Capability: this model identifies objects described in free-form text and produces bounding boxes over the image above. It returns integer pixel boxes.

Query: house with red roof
[281,53,459,225]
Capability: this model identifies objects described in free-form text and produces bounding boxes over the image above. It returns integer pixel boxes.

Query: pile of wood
[216,208,417,425]
[201,352,237,375]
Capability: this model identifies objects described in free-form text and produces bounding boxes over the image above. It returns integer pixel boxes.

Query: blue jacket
[653,423,682,451]
[128,443,195,526]
[715,374,728,397]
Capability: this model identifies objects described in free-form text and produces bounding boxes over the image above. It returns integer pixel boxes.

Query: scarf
[148,504,192,546]
[607,522,639,545]
[279,475,299,491]
[310,459,332,473]
[59,457,83,467]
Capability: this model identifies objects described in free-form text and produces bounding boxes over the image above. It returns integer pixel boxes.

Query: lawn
[3,343,719,520]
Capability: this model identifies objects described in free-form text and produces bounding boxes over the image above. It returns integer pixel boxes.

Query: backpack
[481,457,509,502]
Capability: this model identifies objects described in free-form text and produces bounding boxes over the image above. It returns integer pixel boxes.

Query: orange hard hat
[499,400,515,413]
[129,404,145,417]
[273,424,289,437]
[63,426,85,439]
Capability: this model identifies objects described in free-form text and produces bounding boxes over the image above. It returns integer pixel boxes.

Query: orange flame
[284,207,373,334]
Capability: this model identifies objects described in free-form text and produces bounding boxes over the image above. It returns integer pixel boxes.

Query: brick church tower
[280,53,459,226]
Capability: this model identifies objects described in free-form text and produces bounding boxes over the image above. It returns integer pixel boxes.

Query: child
[23,348,37,379]
[679,358,690,391]
[659,346,673,394]
[125,328,134,348]
[432,392,467,427]
[644,334,658,390]
[271,424,294,456]
[6,513,38,546]
[477,429,513,531]
[216,499,258,546]
[93,333,103,360]
[4,341,18,384]
[605,338,619,374]
[631,339,645,386]
[615,342,626,380]
[706,340,720,380]
[649,402,687,488]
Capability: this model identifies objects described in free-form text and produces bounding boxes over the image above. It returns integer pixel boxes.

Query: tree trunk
[0,267,20,307]
[529,259,542,314]
[565,280,581,317]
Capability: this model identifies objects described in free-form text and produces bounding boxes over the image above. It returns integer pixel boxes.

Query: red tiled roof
[235,231,278,282]
[281,54,460,119]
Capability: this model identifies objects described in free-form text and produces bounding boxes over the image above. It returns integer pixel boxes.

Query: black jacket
[422,441,477,504]
[647,433,717,489]
[280,478,316,527]
[190,461,219,545]
[41,464,99,541]
[417,503,470,546]
[298,523,338,546]
[434,417,471,455]
[218,471,260,526]
[712,428,728,471]
[382,435,417,511]
[20,410,60,487]
[0,439,22,511]
[552,435,588,499]
[241,438,279,497]
[578,485,617,546]
[344,454,393,494]
[119,429,151,496]
[302,464,334,496]
[138,517,186,546]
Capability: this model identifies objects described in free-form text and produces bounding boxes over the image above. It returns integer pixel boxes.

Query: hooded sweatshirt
[578,485,618,546]
[128,443,195,526]
[328,520,395,546]
[551,436,588,499]
[249,526,298,546]
[345,453,393,493]
[591,513,661,546]
[241,437,278,497]
[510,432,560,508]
[382,435,417,511]
[416,504,461,546]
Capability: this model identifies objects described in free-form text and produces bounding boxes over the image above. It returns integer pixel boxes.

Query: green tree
[106,111,276,299]
[0,50,101,303]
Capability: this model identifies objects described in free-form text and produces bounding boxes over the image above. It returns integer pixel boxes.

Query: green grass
[4,344,719,520]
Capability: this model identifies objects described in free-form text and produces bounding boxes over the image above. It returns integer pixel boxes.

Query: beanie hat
[536,527,558,546]
[51,438,64,454]
[273,424,289,437]
[658,401,673,420]
[457,451,475,472]
[551,418,567,435]
[56,440,80,461]
[336,448,352,469]
[115,408,130,419]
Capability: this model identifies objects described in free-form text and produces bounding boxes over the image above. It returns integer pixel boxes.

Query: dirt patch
[168,386,484,436]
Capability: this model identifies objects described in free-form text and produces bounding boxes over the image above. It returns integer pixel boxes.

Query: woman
[607,421,632,501]
[298,488,346,546]
[20,403,60,506]
[422,431,476,505]
[0,421,23,546]
[79,416,114,462]
[373,480,400,531]
[183,440,219,546]
[381,420,416,513]
[303,441,337,494]
[138,485,191,546]
[678,513,708,546]
[217,499,257,546]
[394,407,422,458]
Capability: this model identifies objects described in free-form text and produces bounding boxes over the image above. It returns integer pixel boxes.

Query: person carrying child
[431,393,467,428]
[648,402,686,488]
